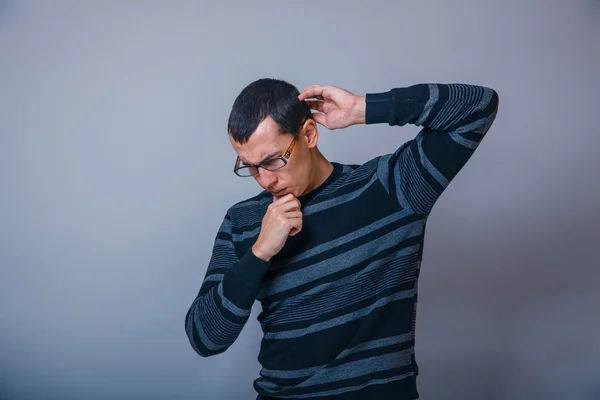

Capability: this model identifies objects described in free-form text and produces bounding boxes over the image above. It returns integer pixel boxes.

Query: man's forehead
[236,142,281,164]
[231,139,285,164]
[231,118,285,163]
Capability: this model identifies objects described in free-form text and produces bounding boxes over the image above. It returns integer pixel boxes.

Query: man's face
[229,117,313,199]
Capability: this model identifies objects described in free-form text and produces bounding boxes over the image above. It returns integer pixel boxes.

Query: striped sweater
[185,83,499,399]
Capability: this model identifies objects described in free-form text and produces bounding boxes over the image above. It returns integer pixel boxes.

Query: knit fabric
[186,83,499,399]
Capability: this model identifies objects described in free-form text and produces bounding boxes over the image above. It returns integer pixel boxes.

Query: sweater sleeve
[367,83,499,215]
[185,211,270,357]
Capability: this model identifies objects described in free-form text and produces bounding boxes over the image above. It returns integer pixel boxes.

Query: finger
[288,218,303,236]
[284,211,303,219]
[312,112,329,129]
[271,193,293,209]
[299,85,324,101]
[299,84,321,93]
[273,194,300,210]
[305,100,325,113]
[304,95,324,102]
[289,218,303,230]
[298,86,327,101]
[272,193,294,204]
[279,199,301,213]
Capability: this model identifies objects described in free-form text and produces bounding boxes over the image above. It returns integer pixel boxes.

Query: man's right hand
[252,194,303,262]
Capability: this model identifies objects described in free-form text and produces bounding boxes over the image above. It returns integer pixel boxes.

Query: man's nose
[257,169,277,186]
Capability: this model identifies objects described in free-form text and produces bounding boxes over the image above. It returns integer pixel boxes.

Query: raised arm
[367,83,499,214]
[298,82,499,215]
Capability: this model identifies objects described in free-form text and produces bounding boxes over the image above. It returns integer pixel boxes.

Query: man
[185,78,499,399]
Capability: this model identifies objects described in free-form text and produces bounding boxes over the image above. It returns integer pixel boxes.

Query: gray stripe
[260,333,413,380]
[321,164,367,197]
[477,87,494,111]
[214,238,234,249]
[416,131,449,187]
[204,274,224,282]
[446,86,481,130]
[229,197,270,227]
[268,252,418,326]
[261,365,324,380]
[261,243,421,315]
[416,83,439,125]
[266,372,415,399]
[209,253,236,264]
[476,109,496,134]
[337,333,413,359]
[217,282,251,318]
[288,210,409,264]
[191,300,230,352]
[341,165,354,174]
[344,158,378,183]
[207,252,237,272]
[431,84,480,131]
[407,155,438,212]
[203,291,244,344]
[263,288,416,340]
[449,132,480,149]
[185,313,205,355]
[232,214,263,227]
[303,174,378,216]
[430,90,456,130]
[230,196,271,210]
[257,351,413,397]
[402,149,438,215]
[218,218,232,232]
[258,350,411,391]
[320,163,375,197]
[296,348,413,387]
[263,220,424,297]
[451,116,491,134]
[377,154,392,193]
[393,150,413,211]
[232,225,261,242]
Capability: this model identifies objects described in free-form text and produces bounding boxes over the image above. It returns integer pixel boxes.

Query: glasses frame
[233,136,298,177]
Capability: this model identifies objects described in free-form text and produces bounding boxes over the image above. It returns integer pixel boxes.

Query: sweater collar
[297,162,343,205]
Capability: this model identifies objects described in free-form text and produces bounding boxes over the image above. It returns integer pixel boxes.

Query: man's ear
[302,119,319,149]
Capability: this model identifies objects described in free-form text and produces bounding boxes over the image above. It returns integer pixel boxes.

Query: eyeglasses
[234,136,298,177]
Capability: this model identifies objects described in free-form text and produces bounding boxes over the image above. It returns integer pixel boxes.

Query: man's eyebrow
[241,152,280,165]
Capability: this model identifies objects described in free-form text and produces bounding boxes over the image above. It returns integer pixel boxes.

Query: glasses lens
[235,166,258,177]
[262,158,286,170]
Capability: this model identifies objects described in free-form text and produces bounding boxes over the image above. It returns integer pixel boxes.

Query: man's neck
[304,151,334,195]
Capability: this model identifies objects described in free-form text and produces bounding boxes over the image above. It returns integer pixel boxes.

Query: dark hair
[227,78,314,144]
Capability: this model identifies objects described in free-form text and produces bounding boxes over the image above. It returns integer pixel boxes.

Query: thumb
[312,113,329,129]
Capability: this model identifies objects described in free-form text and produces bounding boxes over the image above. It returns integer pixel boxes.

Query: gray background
[1,1,599,399]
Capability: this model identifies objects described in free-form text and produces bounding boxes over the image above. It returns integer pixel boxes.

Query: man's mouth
[272,188,287,196]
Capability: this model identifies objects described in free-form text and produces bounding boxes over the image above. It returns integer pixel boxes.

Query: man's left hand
[298,85,366,130]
